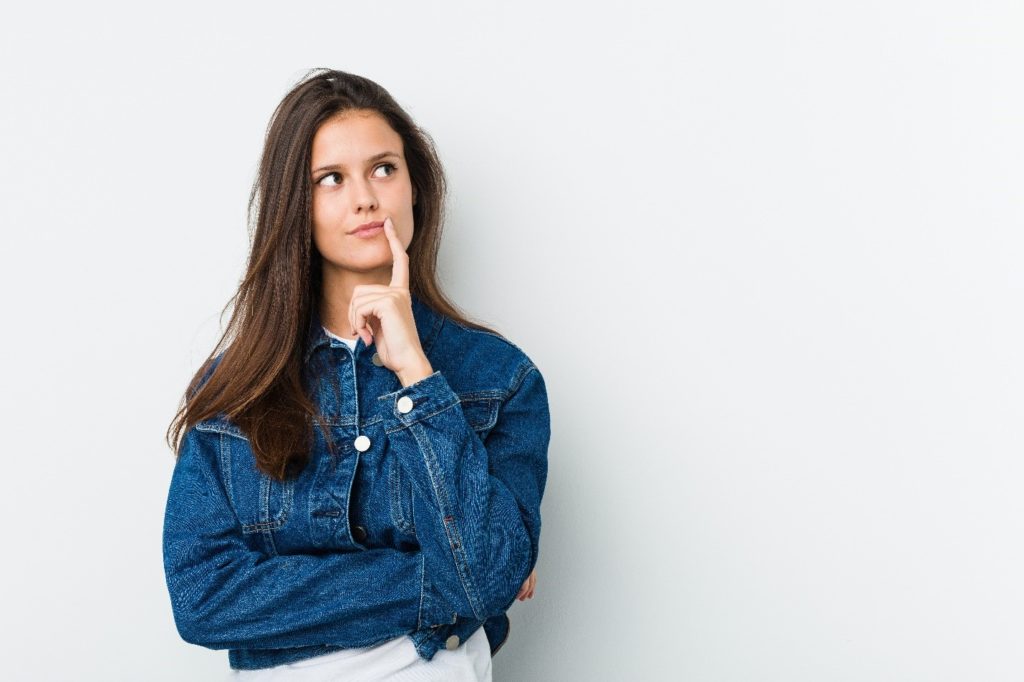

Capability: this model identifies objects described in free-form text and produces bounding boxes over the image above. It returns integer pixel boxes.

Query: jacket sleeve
[162,424,456,651]
[377,361,551,622]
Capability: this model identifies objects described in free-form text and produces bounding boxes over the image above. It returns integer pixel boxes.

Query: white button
[353,435,371,452]
[397,396,414,414]
[371,353,383,367]
[445,634,460,650]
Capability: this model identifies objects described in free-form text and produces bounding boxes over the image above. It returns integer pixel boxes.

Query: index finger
[383,216,409,289]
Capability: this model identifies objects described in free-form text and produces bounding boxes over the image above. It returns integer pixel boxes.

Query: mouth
[349,220,385,235]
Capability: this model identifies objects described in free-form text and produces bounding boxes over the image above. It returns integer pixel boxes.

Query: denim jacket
[162,293,551,670]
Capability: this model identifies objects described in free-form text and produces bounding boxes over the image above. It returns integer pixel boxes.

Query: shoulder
[433,315,541,395]
[436,313,540,366]
[442,317,535,365]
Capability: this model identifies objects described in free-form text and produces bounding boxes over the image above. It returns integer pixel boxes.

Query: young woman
[162,69,551,680]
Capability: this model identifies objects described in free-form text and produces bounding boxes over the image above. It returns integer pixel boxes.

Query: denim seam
[407,420,484,621]
[508,362,538,396]
[216,432,234,503]
[241,520,285,534]
[382,400,460,434]
[196,421,247,440]
[456,389,506,401]
[417,552,426,630]
[342,451,360,547]
[388,459,413,533]
[460,397,501,432]
[234,456,293,539]
[375,370,442,403]
[259,476,278,555]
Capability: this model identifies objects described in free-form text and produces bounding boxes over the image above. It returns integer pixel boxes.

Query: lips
[350,220,385,235]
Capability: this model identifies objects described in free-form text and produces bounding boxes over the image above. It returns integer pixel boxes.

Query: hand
[516,568,537,601]
[348,217,433,386]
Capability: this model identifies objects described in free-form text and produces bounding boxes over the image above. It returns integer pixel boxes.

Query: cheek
[311,199,335,236]
[311,197,329,223]
[310,226,325,252]
[310,216,332,253]
[398,213,413,248]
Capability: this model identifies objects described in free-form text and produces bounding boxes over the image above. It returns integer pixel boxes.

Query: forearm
[166,539,426,650]
[378,365,550,621]
[163,427,453,651]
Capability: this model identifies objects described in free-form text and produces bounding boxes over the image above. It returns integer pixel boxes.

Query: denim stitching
[407,420,484,621]
[342,450,360,546]
[455,389,505,401]
[459,398,500,432]
[416,552,426,630]
[382,400,460,434]
[217,432,233,503]
[508,362,538,396]
[388,458,413,533]
[250,476,283,550]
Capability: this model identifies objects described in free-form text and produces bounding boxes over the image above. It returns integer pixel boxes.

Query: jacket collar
[303,291,443,364]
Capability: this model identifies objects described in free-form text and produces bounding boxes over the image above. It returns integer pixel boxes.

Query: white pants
[227,626,493,682]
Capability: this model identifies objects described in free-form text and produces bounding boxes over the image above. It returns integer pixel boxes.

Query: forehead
[310,111,403,165]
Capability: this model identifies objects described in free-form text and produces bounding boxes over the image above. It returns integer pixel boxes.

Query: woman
[162,69,551,680]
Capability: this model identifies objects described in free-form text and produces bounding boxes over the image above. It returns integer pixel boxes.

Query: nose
[352,177,378,213]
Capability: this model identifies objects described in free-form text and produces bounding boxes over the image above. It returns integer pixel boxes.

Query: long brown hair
[165,68,502,481]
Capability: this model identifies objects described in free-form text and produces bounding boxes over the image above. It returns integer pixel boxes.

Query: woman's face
[309,109,417,280]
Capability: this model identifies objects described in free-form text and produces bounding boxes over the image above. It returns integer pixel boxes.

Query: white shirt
[228,327,493,681]
[229,627,491,682]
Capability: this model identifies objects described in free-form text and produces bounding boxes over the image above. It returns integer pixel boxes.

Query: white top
[228,326,493,680]
[229,627,491,681]
[323,328,358,347]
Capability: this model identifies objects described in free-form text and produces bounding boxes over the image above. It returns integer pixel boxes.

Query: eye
[316,172,341,187]
[373,162,397,178]
[314,163,397,187]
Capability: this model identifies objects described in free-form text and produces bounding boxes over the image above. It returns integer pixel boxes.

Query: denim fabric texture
[162,293,551,670]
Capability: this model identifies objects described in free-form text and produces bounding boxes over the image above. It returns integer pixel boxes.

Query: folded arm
[162,426,456,650]
[378,362,551,622]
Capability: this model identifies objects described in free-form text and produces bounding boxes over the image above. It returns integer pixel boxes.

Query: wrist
[397,356,434,387]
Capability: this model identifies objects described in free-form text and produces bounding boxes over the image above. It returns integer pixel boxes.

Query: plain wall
[1,1,1022,680]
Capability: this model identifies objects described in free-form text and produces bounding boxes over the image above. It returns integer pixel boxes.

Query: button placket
[351,433,370,545]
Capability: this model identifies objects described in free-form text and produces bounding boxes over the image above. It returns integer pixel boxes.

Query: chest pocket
[195,419,294,556]
[458,395,501,436]
[387,395,502,534]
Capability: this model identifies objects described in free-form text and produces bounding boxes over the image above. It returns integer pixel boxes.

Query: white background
[1,1,1022,680]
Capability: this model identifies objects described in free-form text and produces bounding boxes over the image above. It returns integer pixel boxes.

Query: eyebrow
[312,151,402,174]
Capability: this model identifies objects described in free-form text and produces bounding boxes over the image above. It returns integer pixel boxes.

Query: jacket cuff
[377,370,460,432]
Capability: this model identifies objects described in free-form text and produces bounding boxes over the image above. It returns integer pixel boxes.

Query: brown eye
[317,172,341,187]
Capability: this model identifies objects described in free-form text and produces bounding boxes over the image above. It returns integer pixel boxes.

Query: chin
[326,257,392,273]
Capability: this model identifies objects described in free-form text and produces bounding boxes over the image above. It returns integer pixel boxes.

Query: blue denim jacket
[162,294,551,670]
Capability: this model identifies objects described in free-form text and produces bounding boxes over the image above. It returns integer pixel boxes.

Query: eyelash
[316,162,397,186]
